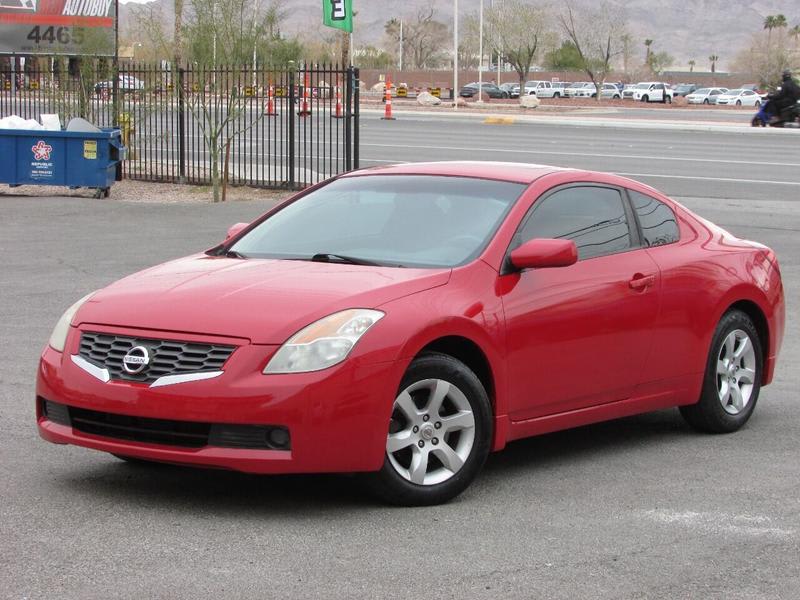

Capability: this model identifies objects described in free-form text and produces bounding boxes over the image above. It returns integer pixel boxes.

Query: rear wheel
[703,98,709,104]
[679,310,762,433]
[366,352,492,506]
[755,100,761,107]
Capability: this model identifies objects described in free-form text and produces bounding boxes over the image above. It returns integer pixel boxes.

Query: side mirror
[225,222,249,242]
[510,238,578,271]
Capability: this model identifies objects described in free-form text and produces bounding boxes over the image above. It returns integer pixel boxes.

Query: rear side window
[629,191,680,247]
[517,186,631,260]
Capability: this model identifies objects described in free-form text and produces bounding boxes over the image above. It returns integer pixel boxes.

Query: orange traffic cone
[265,84,278,116]
[332,75,344,119]
[298,72,312,117]
[382,76,395,121]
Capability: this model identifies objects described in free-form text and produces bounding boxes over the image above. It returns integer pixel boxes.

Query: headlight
[48,292,95,352]
[263,309,384,374]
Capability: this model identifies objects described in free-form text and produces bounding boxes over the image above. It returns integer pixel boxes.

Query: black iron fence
[0,62,359,190]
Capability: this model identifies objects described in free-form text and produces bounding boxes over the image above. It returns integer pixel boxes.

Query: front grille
[78,332,235,384]
[40,399,290,450]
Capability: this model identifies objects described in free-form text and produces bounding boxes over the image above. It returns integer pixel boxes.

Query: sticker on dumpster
[83,140,97,159]
[30,139,54,180]
[31,140,52,160]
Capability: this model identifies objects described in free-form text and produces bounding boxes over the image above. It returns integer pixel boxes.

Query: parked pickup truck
[631,82,673,103]
[523,80,561,98]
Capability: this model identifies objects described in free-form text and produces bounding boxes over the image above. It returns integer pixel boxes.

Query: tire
[365,352,492,506]
[755,100,761,107]
[553,92,561,98]
[613,94,620,100]
[502,92,509,99]
[642,95,649,103]
[679,310,762,433]
[666,96,672,104]
[703,99,709,104]
[751,116,762,127]
[736,100,742,106]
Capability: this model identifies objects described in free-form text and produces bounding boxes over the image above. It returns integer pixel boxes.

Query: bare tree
[559,2,628,102]
[483,0,551,90]
[384,6,449,69]
[174,0,184,64]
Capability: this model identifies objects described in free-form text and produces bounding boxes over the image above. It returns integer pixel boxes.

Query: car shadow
[52,409,697,512]
[483,408,695,477]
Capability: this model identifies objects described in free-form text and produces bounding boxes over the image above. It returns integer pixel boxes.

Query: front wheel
[755,100,761,107]
[679,310,762,433]
[641,95,649,103]
[366,352,492,506]
[703,98,709,104]
[736,100,742,106]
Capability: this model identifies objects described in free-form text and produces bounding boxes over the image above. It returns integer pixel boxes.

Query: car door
[500,184,661,421]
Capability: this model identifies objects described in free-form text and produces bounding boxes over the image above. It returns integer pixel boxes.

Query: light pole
[453,0,458,108]
[399,19,403,71]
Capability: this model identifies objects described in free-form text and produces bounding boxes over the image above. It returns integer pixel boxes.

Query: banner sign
[322,0,352,33]
[0,0,116,56]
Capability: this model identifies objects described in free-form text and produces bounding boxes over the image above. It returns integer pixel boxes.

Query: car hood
[76,255,451,343]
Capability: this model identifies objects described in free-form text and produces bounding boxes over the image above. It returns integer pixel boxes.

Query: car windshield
[726,89,743,95]
[635,83,651,89]
[230,175,526,268]
[694,88,710,94]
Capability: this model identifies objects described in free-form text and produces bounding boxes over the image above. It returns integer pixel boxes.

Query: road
[1,119,799,599]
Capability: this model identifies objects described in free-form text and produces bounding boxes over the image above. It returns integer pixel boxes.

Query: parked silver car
[685,87,729,105]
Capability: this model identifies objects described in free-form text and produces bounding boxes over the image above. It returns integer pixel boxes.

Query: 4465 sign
[0,0,116,56]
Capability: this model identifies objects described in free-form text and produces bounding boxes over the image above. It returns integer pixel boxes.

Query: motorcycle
[752,96,800,127]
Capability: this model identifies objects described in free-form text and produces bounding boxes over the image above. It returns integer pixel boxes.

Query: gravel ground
[0,180,292,204]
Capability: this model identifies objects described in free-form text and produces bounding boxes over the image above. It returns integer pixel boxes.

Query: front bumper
[37,329,405,474]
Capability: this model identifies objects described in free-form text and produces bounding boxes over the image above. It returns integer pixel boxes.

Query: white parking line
[615,172,800,186]
[361,142,800,168]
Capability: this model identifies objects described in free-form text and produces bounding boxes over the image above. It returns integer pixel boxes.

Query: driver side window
[516,186,632,260]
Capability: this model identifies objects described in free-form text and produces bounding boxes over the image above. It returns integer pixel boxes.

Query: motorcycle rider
[768,69,800,119]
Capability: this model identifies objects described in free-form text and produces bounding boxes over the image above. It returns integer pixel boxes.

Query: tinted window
[517,186,631,260]
[232,175,525,268]
[629,191,680,247]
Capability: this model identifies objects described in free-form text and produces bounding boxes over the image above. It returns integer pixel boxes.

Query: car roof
[343,161,572,184]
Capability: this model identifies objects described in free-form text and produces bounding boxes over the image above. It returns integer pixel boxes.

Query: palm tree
[688,59,695,72]
[774,14,788,29]
[644,38,653,65]
[791,24,800,48]
[708,54,718,73]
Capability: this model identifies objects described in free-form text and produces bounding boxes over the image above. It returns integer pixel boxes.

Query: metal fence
[0,62,359,189]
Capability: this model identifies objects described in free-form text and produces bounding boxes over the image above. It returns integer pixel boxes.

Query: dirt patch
[0,179,292,204]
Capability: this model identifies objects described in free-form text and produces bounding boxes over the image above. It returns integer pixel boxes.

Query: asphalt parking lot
[2,126,799,598]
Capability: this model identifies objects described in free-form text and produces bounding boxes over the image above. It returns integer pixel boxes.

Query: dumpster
[0,128,126,198]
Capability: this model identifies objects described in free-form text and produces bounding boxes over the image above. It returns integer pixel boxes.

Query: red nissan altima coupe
[37,162,785,505]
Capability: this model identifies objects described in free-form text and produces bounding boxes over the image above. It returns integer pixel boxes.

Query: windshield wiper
[310,253,383,266]
[224,249,248,259]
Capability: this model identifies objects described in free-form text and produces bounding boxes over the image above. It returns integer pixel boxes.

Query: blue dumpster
[0,128,126,198]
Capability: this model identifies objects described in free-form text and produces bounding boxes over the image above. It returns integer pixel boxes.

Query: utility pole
[399,19,403,71]
[478,0,483,100]
[453,0,458,108]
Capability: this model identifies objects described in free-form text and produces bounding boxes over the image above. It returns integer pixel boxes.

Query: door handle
[629,274,655,290]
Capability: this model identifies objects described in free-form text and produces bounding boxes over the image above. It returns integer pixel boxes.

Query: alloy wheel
[386,379,476,486]
[716,329,757,415]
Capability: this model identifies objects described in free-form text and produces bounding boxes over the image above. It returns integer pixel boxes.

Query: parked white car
[631,82,673,103]
[523,80,560,98]
[715,88,762,107]
[685,87,729,105]
[574,83,621,99]
[564,82,591,97]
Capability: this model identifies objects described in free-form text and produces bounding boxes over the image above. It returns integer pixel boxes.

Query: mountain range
[120,0,800,70]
